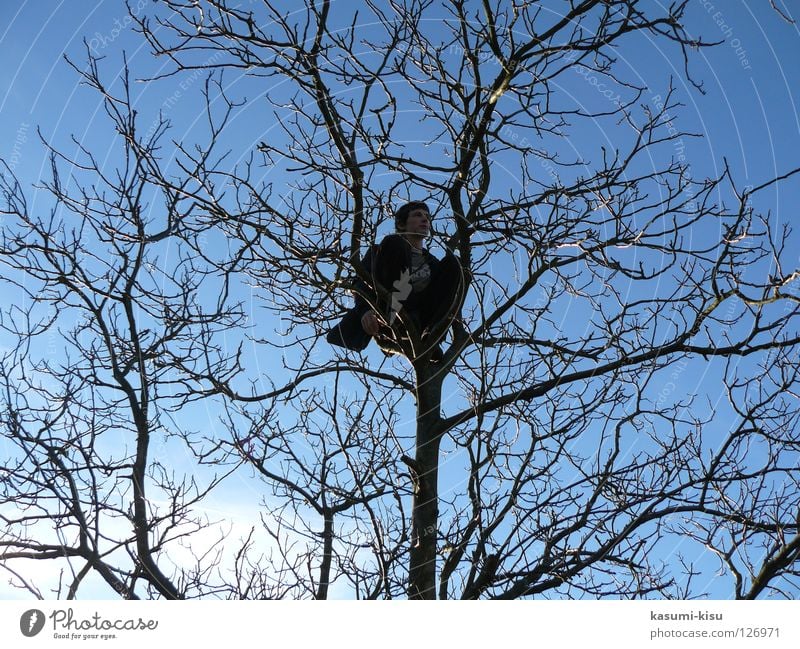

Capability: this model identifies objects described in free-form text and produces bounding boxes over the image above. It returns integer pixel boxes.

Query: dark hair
[394,201,431,232]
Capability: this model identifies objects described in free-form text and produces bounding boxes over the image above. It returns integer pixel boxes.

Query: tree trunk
[316,510,334,599]
[407,368,444,599]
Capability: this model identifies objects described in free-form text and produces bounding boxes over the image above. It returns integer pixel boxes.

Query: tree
[2,0,799,599]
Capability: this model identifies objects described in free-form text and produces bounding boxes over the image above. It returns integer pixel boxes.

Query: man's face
[404,208,431,236]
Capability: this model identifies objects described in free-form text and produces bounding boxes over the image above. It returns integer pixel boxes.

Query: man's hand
[361,310,380,335]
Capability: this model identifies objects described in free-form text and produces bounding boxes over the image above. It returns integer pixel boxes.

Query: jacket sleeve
[325,244,378,351]
[351,244,376,316]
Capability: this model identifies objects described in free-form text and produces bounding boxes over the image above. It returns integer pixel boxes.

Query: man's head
[394,201,432,233]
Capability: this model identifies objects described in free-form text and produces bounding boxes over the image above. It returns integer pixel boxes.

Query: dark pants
[373,237,464,346]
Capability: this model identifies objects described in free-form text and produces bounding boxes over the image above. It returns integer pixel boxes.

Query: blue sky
[3,2,799,230]
[1,1,800,600]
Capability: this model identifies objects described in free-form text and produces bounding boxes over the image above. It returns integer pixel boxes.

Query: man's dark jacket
[326,234,440,351]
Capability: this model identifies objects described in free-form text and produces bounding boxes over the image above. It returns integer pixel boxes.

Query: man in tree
[4,0,799,604]
[327,201,464,362]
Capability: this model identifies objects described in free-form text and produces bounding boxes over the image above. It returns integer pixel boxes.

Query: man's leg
[402,253,464,363]
[416,252,465,332]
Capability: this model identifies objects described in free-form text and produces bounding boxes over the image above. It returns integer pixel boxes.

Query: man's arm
[351,244,378,334]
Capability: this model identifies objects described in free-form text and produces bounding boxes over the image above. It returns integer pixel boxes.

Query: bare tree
[2,0,799,599]
[0,57,252,598]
